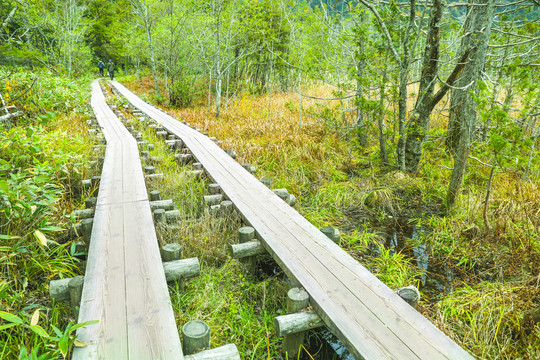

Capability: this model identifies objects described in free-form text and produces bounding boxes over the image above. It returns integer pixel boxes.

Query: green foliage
[0,67,93,359]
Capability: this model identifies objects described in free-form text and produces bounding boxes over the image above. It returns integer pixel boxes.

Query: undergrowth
[0,66,94,359]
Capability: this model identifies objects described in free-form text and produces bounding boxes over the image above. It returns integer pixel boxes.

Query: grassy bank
[0,68,96,358]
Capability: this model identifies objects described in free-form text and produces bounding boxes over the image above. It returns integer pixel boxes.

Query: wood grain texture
[112,80,474,360]
[73,81,183,359]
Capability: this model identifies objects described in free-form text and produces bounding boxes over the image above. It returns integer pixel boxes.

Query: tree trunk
[378,62,389,165]
[395,1,416,171]
[356,44,367,147]
[215,5,222,118]
[403,0,443,173]
[445,0,495,209]
[144,12,159,97]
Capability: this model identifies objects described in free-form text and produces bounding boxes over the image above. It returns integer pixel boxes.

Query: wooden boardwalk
[74,80,183,359]
[111,81,474,360]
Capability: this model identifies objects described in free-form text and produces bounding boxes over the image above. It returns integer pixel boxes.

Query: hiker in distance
[107,59,115,80]
[97,60,105,77]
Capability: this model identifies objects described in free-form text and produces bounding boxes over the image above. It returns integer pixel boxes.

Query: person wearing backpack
[107,59,116,80]
[98,60,105,77]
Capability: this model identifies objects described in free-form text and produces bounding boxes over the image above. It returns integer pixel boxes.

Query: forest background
[1,0,540,359]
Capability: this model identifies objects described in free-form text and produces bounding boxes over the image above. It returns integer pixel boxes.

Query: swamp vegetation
[1,0,540,359]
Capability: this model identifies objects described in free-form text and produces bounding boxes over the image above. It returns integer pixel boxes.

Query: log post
[208,184,221,195]
[150,190,161,202]
[397,285,420,309]
[68,276,84,319]
[220,200,234,215]
[165,210,182,224]
[320,227,341,245]
[193,163,204,170]
[72,209,94,220]
[238,227,256,274]
[182,321,210,355]
[261,178,272,188]
[154,208,165,223]
[276,288,324,359]
[229,240,266,259]
[283,288,309,358]
[203,195,223,206]
[161,243,182,262]
[163,257,200,282]
[85,197,97,208]
[150,199,174,211]
[81,218,93,245]
[184,344,240,360]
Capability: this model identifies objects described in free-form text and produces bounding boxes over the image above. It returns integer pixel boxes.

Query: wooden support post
[91,176,100,187]
[165,210,182,224]
[175,153,192,164]
[81,179,92,190]
[220,200,233,215]
[261,178,272,187]
[69,276,84,319]
[182,321,210,355]
[275,310,325,336]
[154,209,165,223]
[320,227,341,245]
[148,144,155,151]
[397,286,420,309]
[72,209,94,220]
[137,141,148,150]
[184,344,240,360]
[141,150,149,159]
[81,218,93,244]
[85,197,97,208]
[224,149,237,159]
[188,170,204,179]
[209,205,221,215]
[49,278,72,302]
[150,199,174,211]
[145,166,156,174]
[146,173,164,181]
[163,257,200,282]
[150,190,161,202]
[156,131,168,139]
[229,240,266,259]
[208,184,221,195]
[238,227,256,274]
[204,194,223,206]
[161,243,182,262]
[193,162,203,170]
[275,288,324,359]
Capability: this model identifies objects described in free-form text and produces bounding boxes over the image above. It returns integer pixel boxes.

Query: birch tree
[131,0,160,97]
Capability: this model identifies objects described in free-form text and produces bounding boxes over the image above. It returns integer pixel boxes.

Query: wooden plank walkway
[111,80,474,360]
[73,80,183,359]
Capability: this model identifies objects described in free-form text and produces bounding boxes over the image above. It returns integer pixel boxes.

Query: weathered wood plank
[124,202,182,359]
[74,80,183,359]
[74,203,128,358]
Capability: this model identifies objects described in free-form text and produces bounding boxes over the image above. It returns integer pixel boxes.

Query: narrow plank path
[111,80,474,360]
[73,80,183,359]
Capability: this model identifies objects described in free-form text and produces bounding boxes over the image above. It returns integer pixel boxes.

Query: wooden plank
[74,203,128,358]
[124,201,183,359]
[74,80,183,359]
[111,80,473,360]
